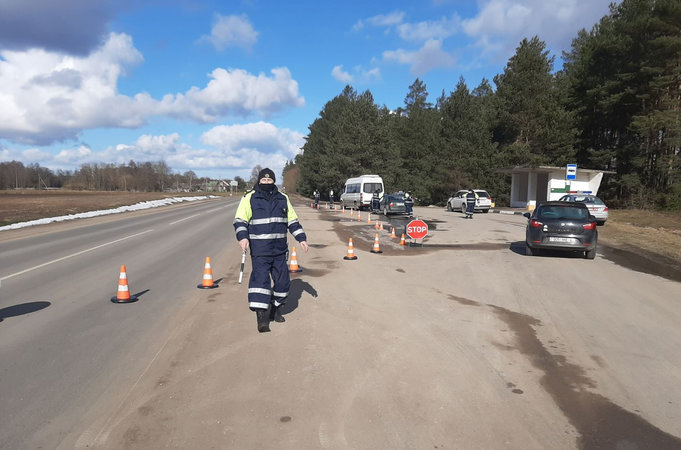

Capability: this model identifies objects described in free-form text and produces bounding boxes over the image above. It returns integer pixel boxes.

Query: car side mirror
[523,212,531,219]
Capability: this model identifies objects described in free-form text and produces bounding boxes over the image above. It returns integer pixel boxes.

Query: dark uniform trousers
[248,255,290,310]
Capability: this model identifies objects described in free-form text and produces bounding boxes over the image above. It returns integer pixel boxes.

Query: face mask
[259,183,276,192]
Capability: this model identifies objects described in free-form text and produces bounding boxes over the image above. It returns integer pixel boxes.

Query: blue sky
[0,0,617,181]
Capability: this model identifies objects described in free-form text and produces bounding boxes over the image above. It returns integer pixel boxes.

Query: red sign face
[406,219,428,239]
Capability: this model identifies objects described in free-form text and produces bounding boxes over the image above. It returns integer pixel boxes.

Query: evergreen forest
[292,0,681,209]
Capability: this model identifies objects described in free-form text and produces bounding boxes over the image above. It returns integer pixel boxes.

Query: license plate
[549,237,574,243]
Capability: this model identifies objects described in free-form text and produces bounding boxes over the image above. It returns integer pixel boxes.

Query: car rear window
[538,205,588,220]
[476,191,490,198]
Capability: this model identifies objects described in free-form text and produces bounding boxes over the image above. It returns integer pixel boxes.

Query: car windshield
[537,205,589,220]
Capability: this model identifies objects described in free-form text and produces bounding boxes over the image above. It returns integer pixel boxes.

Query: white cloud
[332,65,354,83]
[200,14,259,51]
[157,67,305,121]
[7,123,304,180]
[462,0,616,62]
[331,64,381,84]
[397,15,461,42]
[0,33,305,146]
[383,39,456,76]
[353,10,406,31]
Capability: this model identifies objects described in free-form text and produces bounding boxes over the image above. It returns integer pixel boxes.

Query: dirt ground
[2,189,680,266]
[0,190,218,226]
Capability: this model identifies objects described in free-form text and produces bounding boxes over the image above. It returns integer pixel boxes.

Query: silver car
[558,194,608,225]
[446,189,492,214]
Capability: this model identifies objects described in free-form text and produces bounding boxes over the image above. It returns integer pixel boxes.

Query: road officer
[465,189,478,219]
[234,168,309,332]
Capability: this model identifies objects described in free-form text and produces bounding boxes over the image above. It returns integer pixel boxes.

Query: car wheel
[483,209,489,213]
[446,202,452,212]
[525,243,534,256]
[461,204,467,214]
[383,207,389,216]
[597,221,605,226]
[585,247,596,259]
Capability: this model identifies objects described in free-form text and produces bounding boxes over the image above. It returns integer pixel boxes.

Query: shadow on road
[0,301,51,322]
[282,279,318,315]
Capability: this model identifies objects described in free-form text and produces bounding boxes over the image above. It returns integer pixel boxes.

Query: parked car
[558,194,608,225]
[523,201,598,259]
[377,192,408,215]
[446,190,492,214]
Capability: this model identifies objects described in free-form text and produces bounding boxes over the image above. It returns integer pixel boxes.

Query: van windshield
[363,183,382,194]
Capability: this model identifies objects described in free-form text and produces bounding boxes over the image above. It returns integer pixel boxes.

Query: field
[2,189,681,266]
[0,190,217,226]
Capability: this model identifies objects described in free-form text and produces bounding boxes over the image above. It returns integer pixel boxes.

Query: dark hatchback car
[376,193,408,215]
[523,201,598,259]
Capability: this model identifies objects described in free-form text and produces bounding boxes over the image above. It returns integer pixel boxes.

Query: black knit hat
[257,168,275,183]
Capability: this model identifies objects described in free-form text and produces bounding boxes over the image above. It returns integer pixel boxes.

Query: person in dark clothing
[372,189,381,212]
[465,189,478,219]
[234,168,309,332]
[313,189,320,208]
[404,192,414,217]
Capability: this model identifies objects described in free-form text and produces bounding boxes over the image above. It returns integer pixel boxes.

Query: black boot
[270,304,285,323]
[256,309,270,332]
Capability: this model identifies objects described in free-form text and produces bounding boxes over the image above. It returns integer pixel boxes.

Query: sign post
[406,219,428,246]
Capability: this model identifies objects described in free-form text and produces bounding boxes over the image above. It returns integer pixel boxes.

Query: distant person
[329,189,334,209]
[404,192,414,217]
[372,189,381,212]
[313,189,320,208]
[234,168,309,332]
[465,189,478,219]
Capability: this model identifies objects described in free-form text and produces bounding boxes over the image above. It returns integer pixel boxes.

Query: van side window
[363,183,382,194]
[345,183,360,194]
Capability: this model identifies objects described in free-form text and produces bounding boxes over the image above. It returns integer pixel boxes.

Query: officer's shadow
[281,279,318,315]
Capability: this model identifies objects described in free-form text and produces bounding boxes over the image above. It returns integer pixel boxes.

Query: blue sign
[566,164,577,180]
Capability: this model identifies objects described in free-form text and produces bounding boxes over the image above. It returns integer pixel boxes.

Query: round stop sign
[406,219,428,239]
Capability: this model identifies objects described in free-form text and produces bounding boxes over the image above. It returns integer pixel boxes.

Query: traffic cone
[197,257,218,289]
[367,215,372,224]
[111,265,138,303]
[380,222,385,231]
[370,233,383,254]
[357,211,361,222]
[350,209,354,216]
[390,227,397,238]
[400,234,407,246]
[374,220,380,230]
[343,238,358,260]
[289,246,303,273]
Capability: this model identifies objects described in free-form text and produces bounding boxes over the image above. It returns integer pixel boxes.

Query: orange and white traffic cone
[197,257,218,289]
[111,265,138,303]
[370,233,383,254]
[350,209,354,216]
[289,246,303,273]
[357,211,361,222]
[390,227,397,238]
[367,215,372,225]
[400,234,407,246]
[374,220,380,230]
[380,222,384,231]
[343,238,358,260]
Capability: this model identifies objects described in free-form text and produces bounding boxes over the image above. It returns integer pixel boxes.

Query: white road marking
[0,229,154,282]
[169,213,200,225]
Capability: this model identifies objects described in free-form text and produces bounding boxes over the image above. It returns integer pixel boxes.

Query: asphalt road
[0,196,240,449]
[2,199,681,449]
